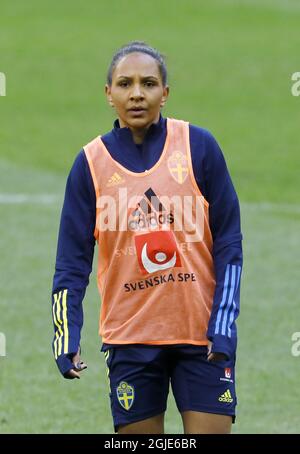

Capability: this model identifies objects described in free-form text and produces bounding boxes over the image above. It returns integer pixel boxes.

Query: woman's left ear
[160,86,169,107]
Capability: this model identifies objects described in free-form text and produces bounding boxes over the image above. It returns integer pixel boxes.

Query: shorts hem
[113,407,167,433]
[178,405,236,423]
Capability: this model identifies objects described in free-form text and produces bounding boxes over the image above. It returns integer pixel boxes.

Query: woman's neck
[131,128,148,144]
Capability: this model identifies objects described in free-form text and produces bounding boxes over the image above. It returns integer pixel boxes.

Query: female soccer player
[51,41,243,434]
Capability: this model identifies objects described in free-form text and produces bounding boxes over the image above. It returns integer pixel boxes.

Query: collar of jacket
[112,113,166,144]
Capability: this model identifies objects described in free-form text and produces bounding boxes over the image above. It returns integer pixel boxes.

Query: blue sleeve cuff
[54,337,80,377]
[55,353,77,378]
[207,334,237,360]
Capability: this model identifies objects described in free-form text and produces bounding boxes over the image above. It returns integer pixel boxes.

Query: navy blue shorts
[101,344,236,432]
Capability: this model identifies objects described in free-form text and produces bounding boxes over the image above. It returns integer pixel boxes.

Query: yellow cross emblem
[117,381,135,410]
[167,151,188,184]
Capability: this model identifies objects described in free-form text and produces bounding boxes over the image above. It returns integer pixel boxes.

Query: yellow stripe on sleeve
[56,291,62,324]
[62,289,69,354]
[53,328,59,359]
[53,291,63,358]
[52,292,60,359]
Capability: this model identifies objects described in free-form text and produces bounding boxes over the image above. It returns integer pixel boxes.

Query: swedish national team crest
[167,150,189,184]
[117,381,135,410]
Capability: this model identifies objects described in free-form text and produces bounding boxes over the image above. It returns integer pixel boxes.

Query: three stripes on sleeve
[52,289,69,359]
[214,264,242,338]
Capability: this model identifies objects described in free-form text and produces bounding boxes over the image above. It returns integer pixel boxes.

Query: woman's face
[106,52,169,130]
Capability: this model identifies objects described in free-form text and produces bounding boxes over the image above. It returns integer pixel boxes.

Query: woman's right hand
[65,348,87,379]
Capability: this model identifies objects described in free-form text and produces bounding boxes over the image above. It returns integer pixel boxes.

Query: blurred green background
[0,0,299,433]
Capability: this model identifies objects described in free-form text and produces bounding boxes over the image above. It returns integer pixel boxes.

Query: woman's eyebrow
[116,75,159,80]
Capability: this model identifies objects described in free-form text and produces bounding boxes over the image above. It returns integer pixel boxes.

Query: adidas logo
[106,172,124,187]
[218,389,233,403]
[128,187,174,231]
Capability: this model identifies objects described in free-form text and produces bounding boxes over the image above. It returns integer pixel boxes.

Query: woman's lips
[128,108,147,116]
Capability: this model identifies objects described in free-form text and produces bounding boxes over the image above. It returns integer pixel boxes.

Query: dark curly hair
[107,41,168,87]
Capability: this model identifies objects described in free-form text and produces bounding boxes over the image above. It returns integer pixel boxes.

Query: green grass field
[1,0,300,433]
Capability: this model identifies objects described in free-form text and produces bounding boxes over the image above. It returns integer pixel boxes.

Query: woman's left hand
[207,340,228,362]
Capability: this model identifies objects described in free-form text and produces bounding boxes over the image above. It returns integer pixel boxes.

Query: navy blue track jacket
[52,115,243,376]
